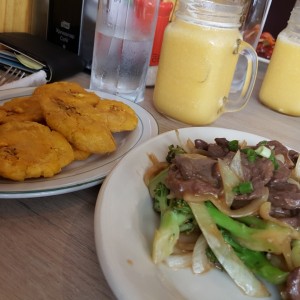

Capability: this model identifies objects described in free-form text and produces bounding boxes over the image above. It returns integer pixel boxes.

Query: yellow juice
[153,19,242,125]
[259,34,300,116]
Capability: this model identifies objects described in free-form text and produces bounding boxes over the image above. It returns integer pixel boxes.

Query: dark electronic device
[47,0,98,69]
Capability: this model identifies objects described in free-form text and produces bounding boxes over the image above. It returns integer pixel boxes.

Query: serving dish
[94,127,281,300]
[0,87,158,198]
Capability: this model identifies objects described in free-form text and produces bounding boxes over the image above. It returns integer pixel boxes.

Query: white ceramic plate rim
[0,87,158,198]
[95,127,284,300]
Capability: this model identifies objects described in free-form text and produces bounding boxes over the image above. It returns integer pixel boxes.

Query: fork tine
[0,66,28,86]
[8,67,18,78]
[20,72,26,79]
[0,66,12,81]
[14,69,22,79]
[0,67,12,85]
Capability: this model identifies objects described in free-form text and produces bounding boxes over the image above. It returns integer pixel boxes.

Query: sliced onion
[291,240,300,268]
[144,153,168,185]
[175,231,200,252]
[281,241,293,271]
[259,202,300,235]
[184,189,269,218]
[186,138,198,153]
[189,202,269,297]
[275,153,285,164]
[287,177,300,189]
[192,235,212,274]
[218,158,240,207]
[293,155,300,180]
[175,129,189,153]
[230,150,245,180]
[259,202,300,270]
[164,252,192,269]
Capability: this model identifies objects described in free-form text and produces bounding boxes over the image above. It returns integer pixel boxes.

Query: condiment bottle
[146,1,173,86]
[153,0,258,126]
[259,0,300,116]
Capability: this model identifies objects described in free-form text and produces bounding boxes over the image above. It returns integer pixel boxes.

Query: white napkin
[0,70,47,91]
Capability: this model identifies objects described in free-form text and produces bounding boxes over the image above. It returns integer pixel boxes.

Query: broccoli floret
[150,170,196,264]
[166,144,186,163]
[152,182,169,213]
[148,168,169,199]
[152,198,197,264]
[170,198,196,233]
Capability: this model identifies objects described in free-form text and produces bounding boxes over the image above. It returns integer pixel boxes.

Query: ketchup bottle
[146,1,173,86]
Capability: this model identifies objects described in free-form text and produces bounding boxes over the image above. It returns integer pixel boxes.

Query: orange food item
[256,31,276,59]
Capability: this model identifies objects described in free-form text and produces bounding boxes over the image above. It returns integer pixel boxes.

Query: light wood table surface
[0,62,299,300]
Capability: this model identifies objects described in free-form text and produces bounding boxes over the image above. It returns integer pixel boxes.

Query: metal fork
[0,66,27,86]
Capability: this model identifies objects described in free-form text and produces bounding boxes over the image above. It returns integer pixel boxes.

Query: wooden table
[0,62,299,300]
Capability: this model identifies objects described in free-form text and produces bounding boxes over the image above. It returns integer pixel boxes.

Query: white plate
[95,127,283,300]
[0,87,158,198]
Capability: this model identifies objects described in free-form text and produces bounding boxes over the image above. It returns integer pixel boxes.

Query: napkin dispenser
[0,32,84,82]
[47,0,98,70]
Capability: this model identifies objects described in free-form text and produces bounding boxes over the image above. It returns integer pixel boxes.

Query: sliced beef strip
[232,153,275,201]
[207,138,230,158]
[289,150,299,165]
[165,155,222,198]
[194,139,209,150]
[277,215,300,228]
[270,206,299,218]
[240,153,274,185]
[173,154,219,185]
[268,182,300,210]
[194,138,230,158]
[270,160,292,184]
[167,139,300,225]
[284,267,300,300]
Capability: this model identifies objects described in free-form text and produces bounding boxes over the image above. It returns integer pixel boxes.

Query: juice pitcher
[153,0,258,125]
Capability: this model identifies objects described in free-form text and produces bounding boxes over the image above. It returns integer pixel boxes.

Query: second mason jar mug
[153,0,258,125]
[259,0,300,116]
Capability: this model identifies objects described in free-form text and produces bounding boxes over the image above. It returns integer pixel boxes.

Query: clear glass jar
[259,0,300,116]
[153,0,258,125]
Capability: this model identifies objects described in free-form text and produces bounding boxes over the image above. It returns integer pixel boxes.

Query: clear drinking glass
[90,0,160,103]
[231,0,272,94]
[241,0,273,49]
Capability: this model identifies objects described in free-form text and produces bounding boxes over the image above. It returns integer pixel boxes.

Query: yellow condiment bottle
[259,0,300,116]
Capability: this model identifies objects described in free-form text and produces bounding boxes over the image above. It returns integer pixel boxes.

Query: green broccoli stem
[238,215,270,229]
[221,229,288,284]
[204,201,292,254]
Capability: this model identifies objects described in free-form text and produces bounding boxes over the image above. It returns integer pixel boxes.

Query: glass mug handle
[224,40,258,112]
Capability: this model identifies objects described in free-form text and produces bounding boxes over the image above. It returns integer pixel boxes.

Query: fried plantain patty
[0,95,44,124]
[0,121,74,181]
